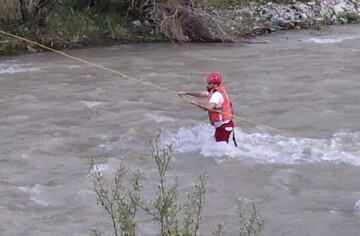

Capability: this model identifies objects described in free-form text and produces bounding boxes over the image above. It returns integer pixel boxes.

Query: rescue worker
[178,71,236,145]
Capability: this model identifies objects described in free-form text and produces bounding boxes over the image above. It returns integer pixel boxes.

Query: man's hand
[190,100,198,105]
[178,91,187,97]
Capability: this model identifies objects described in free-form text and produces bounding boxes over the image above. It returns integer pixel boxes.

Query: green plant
[212,222,224,236]
[91,163,141,236]
[91,134,264,236]
[238,200,265,236]
[312,18,328,31]
[0,0,21,22]
[44,7,130,44]
[338,12,360,23]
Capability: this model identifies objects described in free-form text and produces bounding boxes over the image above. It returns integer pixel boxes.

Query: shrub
[90,134,264,236]
[338,12,360,23]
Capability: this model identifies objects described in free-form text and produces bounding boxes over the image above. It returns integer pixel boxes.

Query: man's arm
[178,91,208,98]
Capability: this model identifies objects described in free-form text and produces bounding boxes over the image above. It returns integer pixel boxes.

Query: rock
[26,45,37,53]
[333,4,345,16]
[131,20,142,28]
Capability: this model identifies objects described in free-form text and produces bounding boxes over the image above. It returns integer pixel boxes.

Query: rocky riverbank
[205,0,360,39]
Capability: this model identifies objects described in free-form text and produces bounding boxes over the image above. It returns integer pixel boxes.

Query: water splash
[0,63,40,74]
[145,113,176,122]
[81,101,104,108]
[169,124,360,166]
[355,198,360,212]
[303,35,355,44]
[18,185,56,206]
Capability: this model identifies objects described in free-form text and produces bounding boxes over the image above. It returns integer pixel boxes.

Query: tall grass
[43,7,162,46]
[44,9,105,44]
[0,0,21,22]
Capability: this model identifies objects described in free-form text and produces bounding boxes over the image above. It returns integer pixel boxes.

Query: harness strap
[230,102,238,147]
[232,129,238,147]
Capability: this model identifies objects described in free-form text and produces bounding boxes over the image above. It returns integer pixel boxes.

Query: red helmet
[206,71,222,85]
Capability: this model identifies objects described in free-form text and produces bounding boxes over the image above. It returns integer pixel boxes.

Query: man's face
[207,83,215,92]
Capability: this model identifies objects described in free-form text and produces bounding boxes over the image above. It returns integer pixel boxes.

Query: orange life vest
[207,85,232,125]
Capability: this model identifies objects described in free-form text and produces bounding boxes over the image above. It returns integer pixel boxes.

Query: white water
[0,62,40,74]
[169,124,360,166]
[303,35,356,44]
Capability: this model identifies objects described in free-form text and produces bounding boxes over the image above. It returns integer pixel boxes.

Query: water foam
[169,124,360,166]
[303,35,355,44]
[145,113,176,122]
[18,185,53,206]
[81,101,104,108]
[0,63,40,74]
[355,198,360,212]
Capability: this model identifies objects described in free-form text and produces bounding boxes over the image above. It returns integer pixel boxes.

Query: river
[1,25,360,236]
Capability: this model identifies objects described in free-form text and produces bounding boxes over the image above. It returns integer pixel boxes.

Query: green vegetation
[90,135,264,236]
[43,9,161,46]
[312,18,330,31]
[0,0,168,54]
[0,0,19,23]
[338,12,360,23]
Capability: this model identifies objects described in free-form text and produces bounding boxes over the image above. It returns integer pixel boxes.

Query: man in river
[178,71,236,145]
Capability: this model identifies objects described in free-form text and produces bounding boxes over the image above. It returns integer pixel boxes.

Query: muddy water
[1,25,360,236]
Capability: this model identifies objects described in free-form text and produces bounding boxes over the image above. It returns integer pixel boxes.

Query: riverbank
[0,0,359,55]
[207,0,360,38]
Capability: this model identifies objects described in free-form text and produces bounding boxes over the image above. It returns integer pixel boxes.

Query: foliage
[238,200,265,236]
[90,134,264,236]
[338,12,360,23]
[0,0,21,23]
[312,17,331,31]
[44,9,124,44]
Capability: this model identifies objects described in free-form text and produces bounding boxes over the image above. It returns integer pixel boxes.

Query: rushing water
[1,25,360,236]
